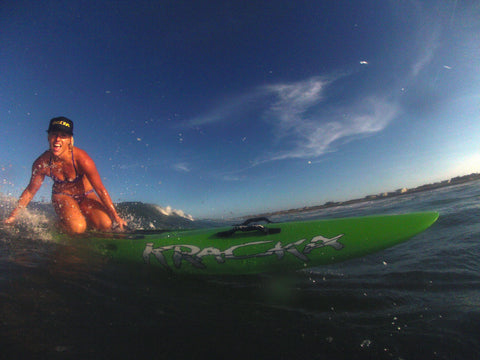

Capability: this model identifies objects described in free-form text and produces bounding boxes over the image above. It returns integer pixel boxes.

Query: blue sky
[1,0,479,219]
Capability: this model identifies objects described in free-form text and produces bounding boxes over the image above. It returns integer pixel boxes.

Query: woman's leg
[52,195,88,234]
[79,194,113,231]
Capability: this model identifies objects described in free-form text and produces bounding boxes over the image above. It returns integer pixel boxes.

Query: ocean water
[1,181,479,359]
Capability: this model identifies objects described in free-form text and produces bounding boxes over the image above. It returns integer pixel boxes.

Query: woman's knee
[93,212,112,231]
[81,199,113,231]
[53,197,87,234]
[83,208,112,231]
[63,217,87,234]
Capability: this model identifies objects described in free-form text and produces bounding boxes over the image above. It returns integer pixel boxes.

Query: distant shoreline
[252,173,480,218]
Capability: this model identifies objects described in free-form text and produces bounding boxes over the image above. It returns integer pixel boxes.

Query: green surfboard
[58,212,439,275]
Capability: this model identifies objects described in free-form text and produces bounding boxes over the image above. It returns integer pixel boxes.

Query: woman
[4,117,127,234]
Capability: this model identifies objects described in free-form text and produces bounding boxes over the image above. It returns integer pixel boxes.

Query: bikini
[50,150,94,201]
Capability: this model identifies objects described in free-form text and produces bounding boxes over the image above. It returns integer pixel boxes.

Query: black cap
[47,117,74,135]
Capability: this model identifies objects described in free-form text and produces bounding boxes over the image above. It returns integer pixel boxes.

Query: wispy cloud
[411,45,436,77]
[411,32,440,78]
[186,90,268,126]
[409,10,441,78]
[185,75,399,165]
[173,162,191,173]
[264,77,330,133]
[258,90,398,163]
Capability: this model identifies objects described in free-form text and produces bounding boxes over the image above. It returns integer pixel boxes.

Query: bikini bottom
[52,189,95,203]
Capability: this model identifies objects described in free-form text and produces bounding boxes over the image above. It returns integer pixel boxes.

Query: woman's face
[48,132,72,157]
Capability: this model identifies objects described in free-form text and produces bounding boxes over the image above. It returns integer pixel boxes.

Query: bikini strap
[49,152,54,178]
[71,149,79,177]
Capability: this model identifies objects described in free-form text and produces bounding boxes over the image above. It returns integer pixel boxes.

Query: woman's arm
[4,158,46,224]
[77,149,127,229]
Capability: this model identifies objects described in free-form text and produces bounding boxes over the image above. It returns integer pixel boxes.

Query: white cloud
[410,20,441,77]
[411,43,437,77]
[173,162,191,173]
[185,75,399,166]
[186,90,267,126]
[256,79,398,163]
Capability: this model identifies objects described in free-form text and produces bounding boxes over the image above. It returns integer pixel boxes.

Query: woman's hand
[4,216,16,225]
[114,216,128,231]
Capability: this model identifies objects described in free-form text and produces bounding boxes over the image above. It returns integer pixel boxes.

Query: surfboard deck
[56,212,439,275]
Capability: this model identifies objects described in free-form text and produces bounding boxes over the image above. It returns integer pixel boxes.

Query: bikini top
[49,150,83,184]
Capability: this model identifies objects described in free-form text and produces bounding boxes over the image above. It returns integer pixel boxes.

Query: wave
[0,193,205,233]
[116,202,197,229]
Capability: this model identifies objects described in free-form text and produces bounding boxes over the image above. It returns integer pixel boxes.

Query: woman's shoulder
[73,147,92,159]
[34,150,52,164]
[32,151,52,173]
[73,147,95,167]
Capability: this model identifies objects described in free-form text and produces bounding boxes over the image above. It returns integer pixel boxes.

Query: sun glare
[448,153,480,177]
